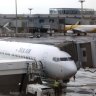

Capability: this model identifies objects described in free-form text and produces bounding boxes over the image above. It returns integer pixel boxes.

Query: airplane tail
[75,21,80,25]
[3,22,14,32]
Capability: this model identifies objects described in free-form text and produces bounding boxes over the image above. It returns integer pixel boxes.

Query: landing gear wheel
[63,79,69,83]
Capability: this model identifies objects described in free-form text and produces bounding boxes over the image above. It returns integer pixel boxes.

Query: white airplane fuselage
[0,41,77,80]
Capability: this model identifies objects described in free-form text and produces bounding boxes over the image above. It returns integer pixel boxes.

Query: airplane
[0,22,13,32]
[0,40,77,82]
[64,22,96,35]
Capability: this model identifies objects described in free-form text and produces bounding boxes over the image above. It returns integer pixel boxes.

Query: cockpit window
[60,57,72,61]
[53,57,72,62]
[53,57,60,62]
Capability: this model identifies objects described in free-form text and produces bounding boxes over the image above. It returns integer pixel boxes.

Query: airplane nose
[62,61,77,79]
[68,62,77,77]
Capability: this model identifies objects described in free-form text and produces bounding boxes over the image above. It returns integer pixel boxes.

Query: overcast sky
[0,0,95,14]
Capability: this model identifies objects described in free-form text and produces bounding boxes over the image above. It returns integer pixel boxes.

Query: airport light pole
[79,0,85,24]
[28,8,33,15]
[15,0,18,33]
[28,8,33,33]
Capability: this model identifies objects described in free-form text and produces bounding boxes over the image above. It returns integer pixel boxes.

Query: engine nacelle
[67,30,74,34]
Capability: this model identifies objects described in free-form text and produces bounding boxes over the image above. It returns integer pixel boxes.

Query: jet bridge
[0,58,46,94]
[0,58,45,78]
[0,59,36,75]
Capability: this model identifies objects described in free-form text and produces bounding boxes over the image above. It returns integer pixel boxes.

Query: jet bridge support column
[76,43,82,68]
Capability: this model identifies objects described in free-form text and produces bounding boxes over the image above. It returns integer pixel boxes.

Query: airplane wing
[73,28,87,33]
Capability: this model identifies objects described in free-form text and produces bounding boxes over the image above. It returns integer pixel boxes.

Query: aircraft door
[42,52,48,63]
[42,52,50,71]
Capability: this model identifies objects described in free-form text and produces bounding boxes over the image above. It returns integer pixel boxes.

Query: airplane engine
[67,30,74,34]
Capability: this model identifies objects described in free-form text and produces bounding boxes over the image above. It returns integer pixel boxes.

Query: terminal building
[0,8,96,33]
[50,8,95,15]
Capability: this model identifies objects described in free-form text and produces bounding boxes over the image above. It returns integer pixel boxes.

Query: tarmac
[2,33,96,44]
[64,68,96,96]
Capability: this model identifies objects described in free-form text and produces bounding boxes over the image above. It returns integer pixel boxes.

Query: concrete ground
[64,68,96,96]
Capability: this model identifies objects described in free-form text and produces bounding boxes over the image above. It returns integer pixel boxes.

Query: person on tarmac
[53,79,60,96]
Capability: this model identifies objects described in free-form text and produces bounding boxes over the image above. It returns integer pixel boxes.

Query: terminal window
[39,19,44,23]
[82,50,86,57]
